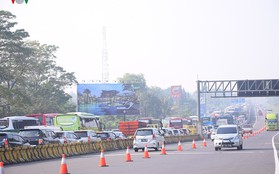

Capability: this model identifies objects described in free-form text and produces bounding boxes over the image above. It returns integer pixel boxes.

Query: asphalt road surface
[4,107,279,174]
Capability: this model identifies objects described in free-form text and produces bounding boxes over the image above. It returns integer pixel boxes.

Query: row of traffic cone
[0,139,207,174]
[243,126,266,140]
[177,139,207,151]
[59,145,151,173]
[0,140,206,174]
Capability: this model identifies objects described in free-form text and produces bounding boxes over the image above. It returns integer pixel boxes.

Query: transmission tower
[102,26,109,83]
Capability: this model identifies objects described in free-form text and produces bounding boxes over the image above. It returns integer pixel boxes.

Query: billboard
[170,85,182,99]
[77,83,140,115]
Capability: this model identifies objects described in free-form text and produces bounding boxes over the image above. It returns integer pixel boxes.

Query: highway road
[4,108,279,174]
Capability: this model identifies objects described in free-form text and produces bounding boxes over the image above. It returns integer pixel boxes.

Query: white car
[133,128,165,152]
[54,131,82,144]
[113,131,127,139]
[214,125,243,151]
[73,130,101,142]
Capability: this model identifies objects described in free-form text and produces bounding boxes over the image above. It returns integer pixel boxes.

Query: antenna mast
[102,26,109,83]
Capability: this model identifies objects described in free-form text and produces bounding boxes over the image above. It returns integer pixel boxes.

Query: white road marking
[272,132,279,174]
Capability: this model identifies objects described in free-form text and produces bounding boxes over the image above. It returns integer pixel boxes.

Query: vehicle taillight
[133,135,136,140]
[107,138,111,141]
[4,139,9,148]
[88,136,91,142]
[38,139,44,145]
[152,134,155,139]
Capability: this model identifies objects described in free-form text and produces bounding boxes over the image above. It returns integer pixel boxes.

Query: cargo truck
[265,113,278,131]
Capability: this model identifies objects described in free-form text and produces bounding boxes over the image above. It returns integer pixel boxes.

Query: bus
[138,117,162,128]
[162,117,183,129]
[26,113,58,126]
[265,113,278,131]
[0,116,40,131]
[54,112,103,131]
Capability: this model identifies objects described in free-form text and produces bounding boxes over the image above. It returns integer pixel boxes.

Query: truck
[265,113,278,131]
[216,119,228,126]
[118,121,147,137]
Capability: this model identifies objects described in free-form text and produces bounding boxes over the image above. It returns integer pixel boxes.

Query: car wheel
[134,148,138,152]
[154,143,159,151]
[237,144,243,150]
[215,147,219,151]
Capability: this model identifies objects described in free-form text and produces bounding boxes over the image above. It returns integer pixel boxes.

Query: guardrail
[0,134,200,165]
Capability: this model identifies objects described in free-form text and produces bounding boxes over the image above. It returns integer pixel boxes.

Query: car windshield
[0,134,7,141]
[97,133,109,138]
[74,132,87,137]
[217,127,237,134]
[55,132,65,138]
[0,120,8,129]
[243,125,252,128]
[136,129,153,136]
[19,130,40,137]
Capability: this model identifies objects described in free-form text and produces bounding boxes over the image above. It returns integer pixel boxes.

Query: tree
[0,10,77,116]
[117,73,146,91]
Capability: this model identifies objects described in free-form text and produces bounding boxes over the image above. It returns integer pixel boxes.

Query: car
[180,128,190,135]
[213,125,243,151]
[19,129,61,145]
[73,130,101,142]
[113,131,127,139]
[242,124,253,134]
[210,127,218,141]
[133,127,165,152]
[161,128,171,136]
[54,131,82,144]
[0,132,31,148]
[96,131,117,141]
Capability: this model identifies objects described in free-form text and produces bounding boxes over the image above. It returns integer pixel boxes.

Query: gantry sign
[197,79,279,98]
[196,79,279,133]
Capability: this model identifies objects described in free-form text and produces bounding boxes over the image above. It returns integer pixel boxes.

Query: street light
[123,110,126,121]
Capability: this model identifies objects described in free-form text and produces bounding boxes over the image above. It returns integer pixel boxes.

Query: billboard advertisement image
[77,83,140,116]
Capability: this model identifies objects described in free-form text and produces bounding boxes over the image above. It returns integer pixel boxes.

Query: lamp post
[123,110,126,121]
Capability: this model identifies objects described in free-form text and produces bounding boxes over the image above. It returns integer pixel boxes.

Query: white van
[214,124,243,151]
[0,116,40,131]
[133,128,165,152]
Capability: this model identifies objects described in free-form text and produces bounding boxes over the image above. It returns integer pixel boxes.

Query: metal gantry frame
[196,79,279,136]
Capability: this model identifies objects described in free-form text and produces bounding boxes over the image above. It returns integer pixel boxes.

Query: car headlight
[233,136,239,141]
[215,136,222,140]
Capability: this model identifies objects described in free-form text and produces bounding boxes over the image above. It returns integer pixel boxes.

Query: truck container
[118,121,147,136]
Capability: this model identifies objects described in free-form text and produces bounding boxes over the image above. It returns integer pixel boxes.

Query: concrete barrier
[0,134,200,165]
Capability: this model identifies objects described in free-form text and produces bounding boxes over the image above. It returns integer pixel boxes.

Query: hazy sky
[1,0,279,92]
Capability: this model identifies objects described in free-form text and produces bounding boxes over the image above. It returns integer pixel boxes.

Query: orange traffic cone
[202,139,207,147]
[99,149,108,167]
[143,145,150,158]
[59,154,69,174]
[125,146,133,162]
[0,162,4,174]
[177,141,182,151]
[161,142,167,155]
[192,139,196,149]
